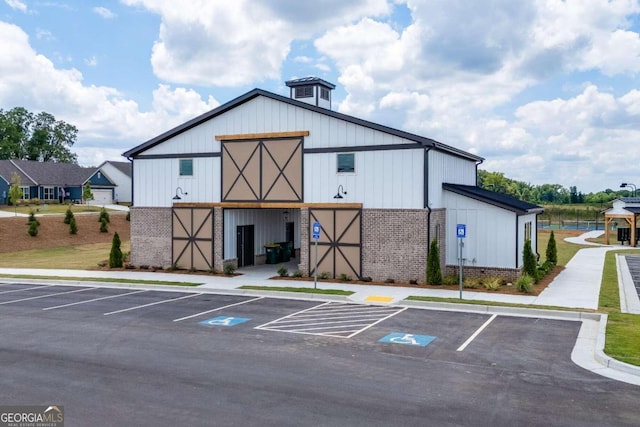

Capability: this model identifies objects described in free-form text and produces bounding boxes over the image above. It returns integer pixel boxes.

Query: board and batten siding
[517,212,538,267]
[223,209,301,260]
[133,157,220,207]
[304,149,424,208]
[443,191,517,269]
[428,150,478,209]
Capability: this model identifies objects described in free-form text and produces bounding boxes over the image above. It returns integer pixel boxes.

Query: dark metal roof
[123,88,484,163]
[2,159,96,186]
[625,207,640,214]
[443,183,543,214]
[285,76,336,89]
[620,197,640,204]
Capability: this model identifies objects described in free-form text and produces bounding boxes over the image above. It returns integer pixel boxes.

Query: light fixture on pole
[333,185,347,199]
[173,187,188,200]
[620,183,637,197]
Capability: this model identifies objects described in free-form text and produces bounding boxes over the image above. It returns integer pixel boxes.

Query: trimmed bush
[27,210,40,226]
[99,207,110,223]
[64,206,74,224]
[277,265,289,277]
[292,270,303,278]
[100,217,108,233]
[125,211,130,221]
[339,273,352,282]
[546,230,557,266]
[223,263,237,275]
[109,232,123,268]
[318,271,330,280]
[27,220,38,237]
[483,277,502,291]
[69,217,77,234]
[522,239,537,281]
[426,239,442,285]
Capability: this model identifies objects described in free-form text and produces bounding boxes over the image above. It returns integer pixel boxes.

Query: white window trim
[179,158,194,177]
[43,186,55,200]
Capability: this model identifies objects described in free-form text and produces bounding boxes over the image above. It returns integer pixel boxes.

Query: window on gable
[295,86,313,98]
[179,159,193,176]
[525,221,532,242]
[320,87,329,100]
[337,153,355,173]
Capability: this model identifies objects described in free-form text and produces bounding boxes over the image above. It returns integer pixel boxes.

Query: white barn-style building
[123,78,542,282]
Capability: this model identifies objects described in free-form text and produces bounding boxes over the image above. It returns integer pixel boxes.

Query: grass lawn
[537,229,591,266]
[0,242,131,269]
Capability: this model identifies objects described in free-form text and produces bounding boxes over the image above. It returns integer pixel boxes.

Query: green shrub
[522,239,537,281]
[100,217,109,233]
[463,277,481,289]
[426,239,442,285]
[125,211,130,221]
[442,274,459,285]
[99,207,110,223]
[483,277,502,291]
[361,276,372,282]
[69,217,77,234]
[516,274,535,293]
[27,220,38,237]
[109,232,123,268]
[277,265,289,277]
[223,263,237,275]
[546,230,557,265]
[339,273,352,282]
[27,210,40,226]
[318,271,330,280]
[64,206,74,224]
[292,270,303,278]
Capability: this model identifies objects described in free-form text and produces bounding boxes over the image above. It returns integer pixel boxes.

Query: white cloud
[93,6,117,19]
[121,0,390,86]
[4,0,27,12]
[0,22,219,165]
[84,56,98,67]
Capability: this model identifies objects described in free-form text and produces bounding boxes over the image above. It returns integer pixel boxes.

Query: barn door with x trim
[309,208,361,279]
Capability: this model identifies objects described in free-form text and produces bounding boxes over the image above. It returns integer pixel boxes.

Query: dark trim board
[135,152,220,160]
[304,143,423,154]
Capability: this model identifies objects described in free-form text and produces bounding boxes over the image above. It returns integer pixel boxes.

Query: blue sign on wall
[379,333,436,347]
[456,224,466,238]
[199,316,251,327]
[312,222,321,239]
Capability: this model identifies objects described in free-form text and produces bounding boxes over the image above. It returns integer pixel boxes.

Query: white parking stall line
[42,290,147,311]
[173,297,264,322]
[0,284,54,295]
[457,314,498,352]
[0,287,93,305]
[255,302,407,339]
[103,293,202,316]
[345,307,408,338]
[255,301,332,329]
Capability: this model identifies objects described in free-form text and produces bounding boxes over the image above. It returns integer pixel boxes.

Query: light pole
[620,183,637,197]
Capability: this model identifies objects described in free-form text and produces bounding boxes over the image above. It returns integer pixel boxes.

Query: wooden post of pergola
[604,213,635,246]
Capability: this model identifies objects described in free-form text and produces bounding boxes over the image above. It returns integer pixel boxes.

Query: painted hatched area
[625,255,640,293]
[255,302,406,338]
[309,208,361,279]
[221,138,303,202]
[172,207,214,271]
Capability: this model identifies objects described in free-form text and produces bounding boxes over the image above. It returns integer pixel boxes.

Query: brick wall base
[130,207,172,268]
[445,265,521,283]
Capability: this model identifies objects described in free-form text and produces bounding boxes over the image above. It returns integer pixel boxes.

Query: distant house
[0,159,116,205]
[97,161,132,203]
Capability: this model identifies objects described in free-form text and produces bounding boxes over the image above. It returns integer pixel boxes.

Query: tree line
[478,170,628,205]
[0,107,78,163]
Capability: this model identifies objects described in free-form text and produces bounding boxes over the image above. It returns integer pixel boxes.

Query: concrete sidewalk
[0,229,639,386]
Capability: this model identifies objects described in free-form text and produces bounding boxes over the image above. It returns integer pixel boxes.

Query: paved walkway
[0,229,639,386]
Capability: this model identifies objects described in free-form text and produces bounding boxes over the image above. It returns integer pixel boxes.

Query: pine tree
[522,239,537,281]
[27,220,38,237]
[69,217,77,234]
[64,206,74,224]
[546,230,557,266]
[99,207,110,223]
[426,239,443,285]
[109,232,123,268]
[100,217,108,233]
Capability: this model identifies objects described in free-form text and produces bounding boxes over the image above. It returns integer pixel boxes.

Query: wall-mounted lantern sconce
[283,210,289,221]
[333,185,347,199]
[173,187,188,200]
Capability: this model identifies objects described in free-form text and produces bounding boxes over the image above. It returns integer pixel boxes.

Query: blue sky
[1,0,640,193]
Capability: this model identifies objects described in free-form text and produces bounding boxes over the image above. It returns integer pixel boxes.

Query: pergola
[604,198,640,246]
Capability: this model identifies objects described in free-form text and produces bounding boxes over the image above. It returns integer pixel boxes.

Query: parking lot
[0,281,639,426]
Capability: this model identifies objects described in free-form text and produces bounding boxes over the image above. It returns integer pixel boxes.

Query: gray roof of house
[285,76,336,89]
[0,160,35,185]
[0,159,96,186]
[443,183,543,214]
[123,88,484,163]
[103,161,132,178]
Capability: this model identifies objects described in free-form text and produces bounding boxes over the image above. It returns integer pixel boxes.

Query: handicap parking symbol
[379,332,436,347]
[199,316,251,327]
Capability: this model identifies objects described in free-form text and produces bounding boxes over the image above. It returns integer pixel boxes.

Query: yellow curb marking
[364,295,394,303]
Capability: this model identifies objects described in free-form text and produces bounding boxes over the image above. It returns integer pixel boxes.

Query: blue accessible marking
[379,333,436,347]
[199,316,251,327]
